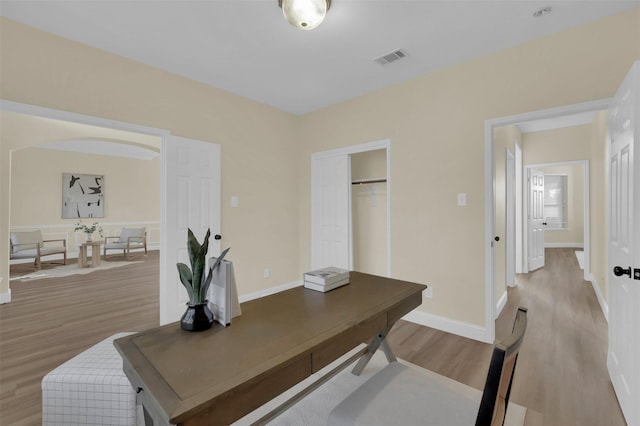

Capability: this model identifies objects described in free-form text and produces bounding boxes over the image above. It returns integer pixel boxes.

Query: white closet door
[311,154,350,270]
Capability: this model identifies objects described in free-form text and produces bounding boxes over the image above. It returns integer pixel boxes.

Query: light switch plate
[231,196,239,208]
[457,193,467,206]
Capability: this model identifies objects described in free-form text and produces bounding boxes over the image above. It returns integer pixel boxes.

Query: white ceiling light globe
[281,0,328,30]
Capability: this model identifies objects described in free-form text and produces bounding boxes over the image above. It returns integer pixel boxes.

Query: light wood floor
[389,248,625,426]
[0,248,625,425]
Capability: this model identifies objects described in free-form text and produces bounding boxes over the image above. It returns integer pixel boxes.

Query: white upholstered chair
[10,230,67,270]
[103,227,147,260]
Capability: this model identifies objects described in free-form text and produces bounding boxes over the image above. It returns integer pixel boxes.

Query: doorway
[524,161,588,275]
[484,98,610,342]
[311,139,391,275]
[351,149,388,276]
[1,100,222,326]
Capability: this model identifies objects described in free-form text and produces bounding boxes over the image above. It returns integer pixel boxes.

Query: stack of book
[304,267,350,292]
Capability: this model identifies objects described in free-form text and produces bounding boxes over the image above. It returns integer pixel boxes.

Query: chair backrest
[476,307,528,426]
[10,230,43,253]
[118,227,146,243]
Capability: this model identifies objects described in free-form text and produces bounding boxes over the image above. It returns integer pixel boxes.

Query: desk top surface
[114,272,426,424]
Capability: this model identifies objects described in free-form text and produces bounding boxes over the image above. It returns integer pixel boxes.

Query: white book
[304,267,350,285]
[207,258,242,327]
[304,276,350,292]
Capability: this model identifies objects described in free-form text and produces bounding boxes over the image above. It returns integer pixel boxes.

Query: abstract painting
[62,173,105,218]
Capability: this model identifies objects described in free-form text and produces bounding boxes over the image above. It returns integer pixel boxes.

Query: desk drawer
[179,353,311,426]
[387,292,422,327]
[311,312,386,372]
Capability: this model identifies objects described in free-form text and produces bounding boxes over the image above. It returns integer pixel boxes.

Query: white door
[527,168,545,271]
[607,61,639,426]
[506,149,516,286]
[160,135,221,325]
[311,154,350,270]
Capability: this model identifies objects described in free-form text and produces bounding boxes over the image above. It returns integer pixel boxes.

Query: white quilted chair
[10,230,67,270]
[103,227,147,260]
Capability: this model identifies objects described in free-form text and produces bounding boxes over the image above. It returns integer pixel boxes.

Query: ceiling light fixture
[278,0,331,31]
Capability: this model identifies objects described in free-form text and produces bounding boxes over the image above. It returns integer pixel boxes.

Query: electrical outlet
[263,268,270,278]
[424,286,433,299]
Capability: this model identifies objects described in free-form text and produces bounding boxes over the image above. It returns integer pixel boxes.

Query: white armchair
[10,230,67,270]
[103,227,147,260]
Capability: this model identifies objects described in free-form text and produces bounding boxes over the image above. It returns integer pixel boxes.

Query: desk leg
[351,328,397,376]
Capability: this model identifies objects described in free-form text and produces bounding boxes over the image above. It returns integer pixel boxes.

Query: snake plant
[177,228,230,305]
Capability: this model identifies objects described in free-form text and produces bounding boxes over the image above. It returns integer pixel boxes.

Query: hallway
[388,248,624,425]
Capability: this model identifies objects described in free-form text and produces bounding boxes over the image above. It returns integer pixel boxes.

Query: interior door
[527,168,545,271]
[160,135,221,325]
[607,61,639,426]
[506,149,516,286]
[311,154,350,270]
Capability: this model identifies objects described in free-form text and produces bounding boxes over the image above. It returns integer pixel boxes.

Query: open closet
[350,149,388,276]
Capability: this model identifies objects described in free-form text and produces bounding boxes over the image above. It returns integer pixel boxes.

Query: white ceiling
[2,0,638,115]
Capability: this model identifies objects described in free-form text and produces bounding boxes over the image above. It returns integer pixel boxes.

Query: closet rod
[351,178,387,185]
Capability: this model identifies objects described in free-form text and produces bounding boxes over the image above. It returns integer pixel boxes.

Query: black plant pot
[180,302,214,331]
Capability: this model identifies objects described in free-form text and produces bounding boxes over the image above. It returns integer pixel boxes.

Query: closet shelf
[351,178,387,185]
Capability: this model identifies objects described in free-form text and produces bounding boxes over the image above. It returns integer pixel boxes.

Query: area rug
[234,346,527,426]
[9,261,142,281]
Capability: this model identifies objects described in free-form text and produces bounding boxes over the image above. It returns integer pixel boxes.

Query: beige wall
[351,149,387,276]
[297,8,639,327]
[0,17,300,297]
[10,145,160,248]
[523,124,592,165]
[1,8,639,327]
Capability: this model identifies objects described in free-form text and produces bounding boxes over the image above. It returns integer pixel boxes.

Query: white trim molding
[587,273,609,322]
[238,281,302,303]
[496,290,508,319]
[544,243,585,248]
[403,309,491,343]
[0,278,9,304]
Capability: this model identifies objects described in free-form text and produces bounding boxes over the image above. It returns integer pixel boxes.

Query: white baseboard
[544,242,584,248]
[239,280,302,303]
[586,273,608,322]
[402,310,492,343]
[496,290,508,319]
[0,288,11,304]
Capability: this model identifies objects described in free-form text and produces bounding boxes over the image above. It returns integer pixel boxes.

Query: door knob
[542,222,547,226]
[494,236,500,242]
[613,266,631,278]
[214,234,222,240]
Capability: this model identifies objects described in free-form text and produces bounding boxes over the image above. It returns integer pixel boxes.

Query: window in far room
[543,174,567,230]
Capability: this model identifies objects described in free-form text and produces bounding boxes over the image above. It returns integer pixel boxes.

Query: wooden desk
[114,272,426,426]
[78,241,102,268]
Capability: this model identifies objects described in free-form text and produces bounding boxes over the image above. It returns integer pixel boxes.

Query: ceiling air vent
[374,49,407,65]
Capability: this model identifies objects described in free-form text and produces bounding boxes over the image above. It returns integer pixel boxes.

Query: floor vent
[374,49,407,65]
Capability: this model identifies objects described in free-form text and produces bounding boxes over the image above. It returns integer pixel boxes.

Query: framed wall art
[62,173,105,218]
